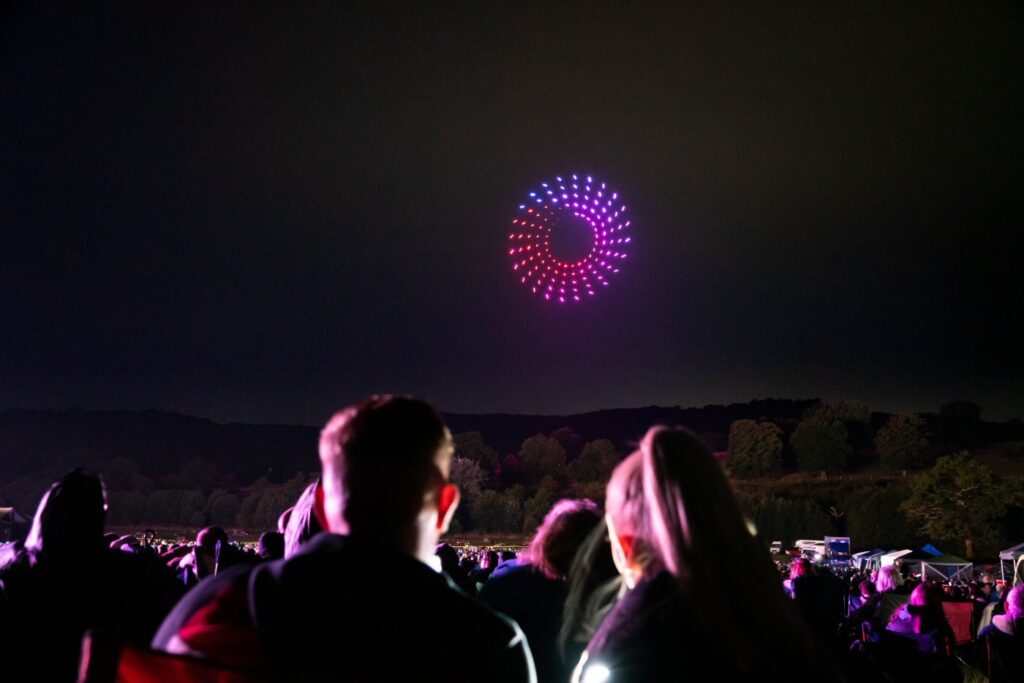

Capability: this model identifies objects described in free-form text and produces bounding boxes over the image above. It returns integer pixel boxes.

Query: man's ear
[616,533,636,563]
[437,483,460,533]
[313,483,328,530]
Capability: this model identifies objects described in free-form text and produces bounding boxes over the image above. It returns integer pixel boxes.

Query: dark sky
[2,2,1022,423]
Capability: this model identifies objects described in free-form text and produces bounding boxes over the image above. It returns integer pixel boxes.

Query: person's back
[154,397,535,682]
[0,469,181,682]
[480,499,603,683]
[572,428,839,683]
[978,585,1024,683]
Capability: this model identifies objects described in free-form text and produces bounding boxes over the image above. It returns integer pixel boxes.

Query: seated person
[153,396,535,682]
[885,582,955,655]
[978,584,1023,683]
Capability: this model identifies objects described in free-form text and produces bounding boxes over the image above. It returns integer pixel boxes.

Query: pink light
[508,173,631,304]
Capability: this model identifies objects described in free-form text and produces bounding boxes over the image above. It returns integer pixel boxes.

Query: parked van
[794,539,826,561]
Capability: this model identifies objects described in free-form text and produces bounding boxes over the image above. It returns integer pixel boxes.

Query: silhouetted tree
[473,487,525,532]
[727,420,784,478]
[844,483,921,549]
[741,496,831,545]
[569,439,618,483]
[550,426,585,460]
[449,457,486,529]
[205,489,241,527]
[453,432,500,486]
[522,476,559,534]
[519,435,567,485]
[875,414,927,470]
[791,417,851,474]
[902,451,1010,559]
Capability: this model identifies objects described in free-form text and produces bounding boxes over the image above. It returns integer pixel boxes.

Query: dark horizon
[3,3,1022,424]
[1,395,1018,431]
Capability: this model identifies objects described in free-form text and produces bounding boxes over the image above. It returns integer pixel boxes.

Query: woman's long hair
[876,564,899,593]
[605,426,838,677]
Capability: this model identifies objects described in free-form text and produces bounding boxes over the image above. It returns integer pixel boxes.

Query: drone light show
[508,174,631,303]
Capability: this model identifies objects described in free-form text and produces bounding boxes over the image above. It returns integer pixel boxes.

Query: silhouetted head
[528,498,602,580]
[319,396,459,564]
[434,543,460,572]
[26,468,108,558]
[196,526,229,551]
[789,558,812,580]
[1005,585,1024,621]
[258,531,285,560]
[906,582,946,634]
[482,550,499,569]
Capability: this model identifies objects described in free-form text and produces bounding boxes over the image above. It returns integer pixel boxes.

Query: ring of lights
[508,174,631,303]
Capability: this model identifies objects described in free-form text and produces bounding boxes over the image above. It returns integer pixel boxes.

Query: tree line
[0,400,1020,559]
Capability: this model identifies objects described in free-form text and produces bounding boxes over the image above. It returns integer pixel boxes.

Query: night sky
[2,3,1022,423]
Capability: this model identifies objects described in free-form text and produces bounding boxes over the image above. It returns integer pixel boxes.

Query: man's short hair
[319,396,452,534]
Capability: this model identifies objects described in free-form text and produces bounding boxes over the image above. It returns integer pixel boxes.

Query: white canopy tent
[851,549,885,571]
[920,555,973,582]
[880,549,913,566]
[999,542,1024,583]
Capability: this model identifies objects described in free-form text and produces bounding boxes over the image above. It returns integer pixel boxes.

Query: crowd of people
[0,395,1021,682]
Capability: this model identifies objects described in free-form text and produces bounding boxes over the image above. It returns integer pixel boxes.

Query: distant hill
[444,398,822,453]
[2,399,1022,485]
[0,400,818,483]
[0,408,317,485]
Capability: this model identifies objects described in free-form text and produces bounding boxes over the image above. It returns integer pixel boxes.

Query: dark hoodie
[153,532,536,682]
[0,469,181,682]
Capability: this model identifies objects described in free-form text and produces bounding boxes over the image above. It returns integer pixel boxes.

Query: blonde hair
[604,427,837,676]
[876,564,899,593]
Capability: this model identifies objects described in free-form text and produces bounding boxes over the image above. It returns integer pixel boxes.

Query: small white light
[582,664,611,683]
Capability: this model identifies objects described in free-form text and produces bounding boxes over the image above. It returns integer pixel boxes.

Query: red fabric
[116,646,263,683]
[941,601,974,646]
[77,632,266,683]
[178,583,268,670]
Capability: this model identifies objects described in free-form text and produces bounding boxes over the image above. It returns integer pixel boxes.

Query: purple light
[507,173,632,303]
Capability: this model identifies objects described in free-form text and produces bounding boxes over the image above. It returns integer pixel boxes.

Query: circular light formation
[508,174,631,303]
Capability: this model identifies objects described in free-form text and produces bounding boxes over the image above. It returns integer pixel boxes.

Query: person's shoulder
[440,569,526,637]
[588,572,685,655]
[151,562,254,650]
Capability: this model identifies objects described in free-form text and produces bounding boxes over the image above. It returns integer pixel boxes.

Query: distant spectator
[480,499,602,683]
[847,580,883,629]
[176,526,249,586]
[282,480,325,558]
[258,532,285,561]
[886,583,955,655]
[876,564,901,593]
[435,542,473,593]
[876,564,911,624]
[471,550,500,588]
[783,558,812,598]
